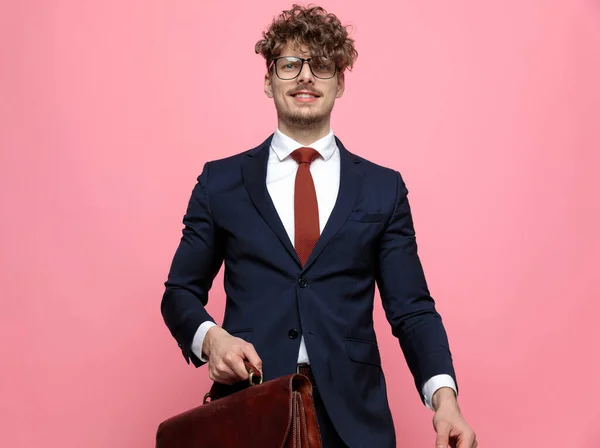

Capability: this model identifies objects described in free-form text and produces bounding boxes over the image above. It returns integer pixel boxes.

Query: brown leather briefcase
[156,362,323,448]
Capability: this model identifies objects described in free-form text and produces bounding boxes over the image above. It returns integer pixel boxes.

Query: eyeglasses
[270,56,337,80]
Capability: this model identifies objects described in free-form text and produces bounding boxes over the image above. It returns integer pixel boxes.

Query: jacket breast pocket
[348,211,385,223]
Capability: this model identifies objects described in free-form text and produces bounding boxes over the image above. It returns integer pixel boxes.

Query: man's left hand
[432,387,477,448]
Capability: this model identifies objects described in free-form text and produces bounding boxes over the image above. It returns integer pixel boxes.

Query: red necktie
[291,147,320,267]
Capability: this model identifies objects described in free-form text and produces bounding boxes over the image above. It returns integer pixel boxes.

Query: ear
[335,72,345,98]
[264,72,274,98]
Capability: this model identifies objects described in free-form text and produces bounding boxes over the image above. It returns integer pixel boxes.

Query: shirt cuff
[191,321,217,362]
[422,374,457,410]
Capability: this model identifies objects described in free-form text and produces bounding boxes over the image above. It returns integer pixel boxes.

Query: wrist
[202,326,224,358]
[432,386,458,412]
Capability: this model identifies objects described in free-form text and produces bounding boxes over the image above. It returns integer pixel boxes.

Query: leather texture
[156,363,322,448]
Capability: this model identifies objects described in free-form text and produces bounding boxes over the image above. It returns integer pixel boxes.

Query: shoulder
[335,136,402,181]
[196,134,272,180]
[336,137,410,206]
[204,134,273,172]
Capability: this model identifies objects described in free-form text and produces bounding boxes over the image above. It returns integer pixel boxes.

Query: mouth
[290,90,321,99]
[290,90,321,103]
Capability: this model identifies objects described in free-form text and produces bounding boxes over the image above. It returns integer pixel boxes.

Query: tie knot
[291,147,320,165]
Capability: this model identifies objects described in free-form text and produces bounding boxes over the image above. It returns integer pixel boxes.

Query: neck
[277,118,331,146]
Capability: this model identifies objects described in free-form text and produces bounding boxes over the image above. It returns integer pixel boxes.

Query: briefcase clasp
[248,366,263,386]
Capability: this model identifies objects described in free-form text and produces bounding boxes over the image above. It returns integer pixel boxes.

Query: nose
[296,61,315,84]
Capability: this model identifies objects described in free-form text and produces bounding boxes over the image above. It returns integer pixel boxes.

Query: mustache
[288,87,322,96]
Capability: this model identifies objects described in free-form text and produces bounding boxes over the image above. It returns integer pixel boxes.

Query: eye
[311,58,332,72]
[278,58,302,71]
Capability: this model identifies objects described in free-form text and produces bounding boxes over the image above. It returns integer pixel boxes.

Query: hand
[432,387,477,448]
[202,326,263,385]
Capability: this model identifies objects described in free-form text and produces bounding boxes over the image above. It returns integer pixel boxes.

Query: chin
[284,112,326,127]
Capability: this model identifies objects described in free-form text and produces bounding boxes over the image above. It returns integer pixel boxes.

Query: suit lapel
[303,138,364,271]
[242,136,301,266]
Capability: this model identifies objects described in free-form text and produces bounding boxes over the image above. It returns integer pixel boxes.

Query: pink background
[1,1,599,447]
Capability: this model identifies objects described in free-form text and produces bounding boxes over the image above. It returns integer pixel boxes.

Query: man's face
[264,42,345,129]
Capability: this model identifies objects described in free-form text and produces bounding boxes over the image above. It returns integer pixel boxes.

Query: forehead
[279,41,313,57]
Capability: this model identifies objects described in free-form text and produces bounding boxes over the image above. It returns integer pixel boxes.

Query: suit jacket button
[298,278,308,288]
[288,329,299,339]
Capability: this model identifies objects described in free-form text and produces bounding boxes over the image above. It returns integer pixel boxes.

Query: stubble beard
[276,101,333,129]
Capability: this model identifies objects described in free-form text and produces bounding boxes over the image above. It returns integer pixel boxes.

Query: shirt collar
[271,128,337,162]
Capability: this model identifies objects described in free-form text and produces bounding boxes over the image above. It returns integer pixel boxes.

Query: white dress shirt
[191,128,457,409]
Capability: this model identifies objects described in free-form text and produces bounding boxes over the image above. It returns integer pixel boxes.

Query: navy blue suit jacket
[161,135,457,447]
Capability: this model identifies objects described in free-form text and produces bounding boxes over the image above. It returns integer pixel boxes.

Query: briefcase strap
[203,361,262,404]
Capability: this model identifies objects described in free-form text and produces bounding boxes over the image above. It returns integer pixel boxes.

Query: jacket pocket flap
[348,211,385,223]
[344,339,382,367]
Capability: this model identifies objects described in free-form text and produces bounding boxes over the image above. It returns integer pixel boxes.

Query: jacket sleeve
[375,171,458,403]
[161,162,224,366]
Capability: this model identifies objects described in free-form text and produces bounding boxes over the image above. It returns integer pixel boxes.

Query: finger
[455,431,476,448]
[241,342,263,374]
[209,361,237,385]
[465,432,478,448]
[435,425,450,448]
[224,350,249,381]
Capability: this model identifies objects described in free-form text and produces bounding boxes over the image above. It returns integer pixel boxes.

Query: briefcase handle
[244,361,263,386]
[203,361,263,404]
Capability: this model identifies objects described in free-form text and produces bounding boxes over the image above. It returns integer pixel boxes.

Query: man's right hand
[202,326,263,385]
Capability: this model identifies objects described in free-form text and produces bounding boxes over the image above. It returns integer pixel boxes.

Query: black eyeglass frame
[269,56,338,80]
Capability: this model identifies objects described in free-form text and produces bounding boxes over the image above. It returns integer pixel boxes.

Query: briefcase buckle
[248,367,263,386]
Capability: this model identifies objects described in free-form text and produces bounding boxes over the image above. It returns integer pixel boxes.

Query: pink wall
[1,1,599,446]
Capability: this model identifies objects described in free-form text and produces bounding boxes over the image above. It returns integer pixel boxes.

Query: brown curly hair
[255,4,358,73]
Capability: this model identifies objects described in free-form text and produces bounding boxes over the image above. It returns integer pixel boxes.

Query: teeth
[296,94,316,98]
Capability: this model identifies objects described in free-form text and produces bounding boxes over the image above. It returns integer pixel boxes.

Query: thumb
[435,424,450,448]
[241,342,263,375]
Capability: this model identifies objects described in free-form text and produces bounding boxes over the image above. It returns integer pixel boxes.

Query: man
[161,5,477,448]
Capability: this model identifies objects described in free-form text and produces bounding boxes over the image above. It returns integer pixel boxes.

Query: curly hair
[255,4,358,73]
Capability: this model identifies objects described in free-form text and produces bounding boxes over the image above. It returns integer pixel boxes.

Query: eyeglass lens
[275,57,336,79]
